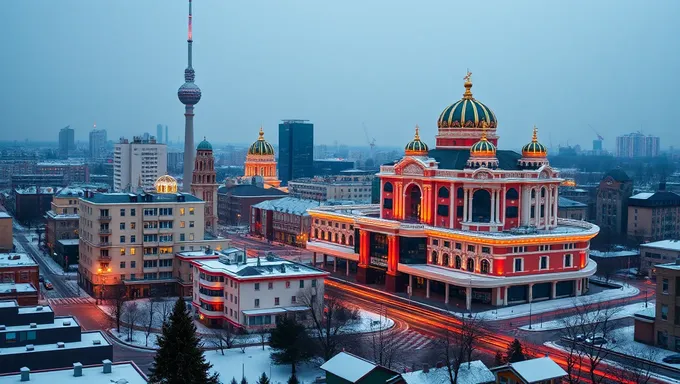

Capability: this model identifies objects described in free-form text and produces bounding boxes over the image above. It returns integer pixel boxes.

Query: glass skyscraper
[278,120,314,185]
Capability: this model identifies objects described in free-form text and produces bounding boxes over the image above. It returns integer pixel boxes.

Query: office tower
[58,125,75,158]
[615,132,660,158]
[178,0,201,192]
[89,123,107,160]
[191,138,219,232]
[113,136,167,192]
[165,125,169,145]
[278,120,314,185]
[156,124,164,144]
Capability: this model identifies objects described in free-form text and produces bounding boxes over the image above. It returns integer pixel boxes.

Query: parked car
[584,336,607,345]
[43,281,53,290]
[662,354,680,364]
[38,275,44,282]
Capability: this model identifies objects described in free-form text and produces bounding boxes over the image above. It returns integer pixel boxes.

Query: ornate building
[191,138,218,232]
[306,73,600,310]
[244,128,281,188]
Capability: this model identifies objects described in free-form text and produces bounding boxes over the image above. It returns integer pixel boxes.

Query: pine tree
[257,373,271,384]
[270,316,313,376]
[505,339,526,363]
[241,377,248,384]
[287,375,300,384]
[494,350,504,366]
[231,378,238,384]
[148,298,219,384]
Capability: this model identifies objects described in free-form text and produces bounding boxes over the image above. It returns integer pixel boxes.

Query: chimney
[62,320,71,326]
[57,342,65,348]
[26,344,34,351]
[102,359,112,374]
[422,364,429,373]
[73,362,83,377]
[92,339,101,345]
[20,367,29,382]
[29,323,37,328]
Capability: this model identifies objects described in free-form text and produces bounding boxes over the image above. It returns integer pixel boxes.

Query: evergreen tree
[231,378,238,384]
[270,316,313,376]
[287,375,300,384]
[241,377,248,384]
[505,339,526,363]
[148,298,219,384]
[256,373,271,384]
[493,350,504,366]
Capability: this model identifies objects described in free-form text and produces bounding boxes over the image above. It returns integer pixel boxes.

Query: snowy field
[206,346,323,384]
[605,326,680,369]
[519,302,655,331]
[99,297,178,331]
[110,327,163,349]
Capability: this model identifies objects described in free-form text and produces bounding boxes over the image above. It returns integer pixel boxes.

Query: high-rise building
[191,138,218,232]
[113,136,167,192]
[89,124,108,160]
[278,120,313,185]
[58,126,75,158]
[244,127,281,188]
[165,125,169,145]
[616,132,660,158]
[178,0,201,192]
[156,124,164,144]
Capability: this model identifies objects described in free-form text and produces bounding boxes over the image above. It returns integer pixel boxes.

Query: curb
[106,329,158,352]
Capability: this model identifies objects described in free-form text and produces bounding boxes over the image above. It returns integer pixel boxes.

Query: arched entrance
[471,189,491,222]
[404,184,422,222]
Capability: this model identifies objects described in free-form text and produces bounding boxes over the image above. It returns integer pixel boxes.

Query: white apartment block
[184,249,328,329]
[113,136,167,192]
[288,174,374,203]
[77,183,228,299]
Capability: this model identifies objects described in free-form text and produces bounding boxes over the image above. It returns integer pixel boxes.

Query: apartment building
[640,240,680,279]
[77,176,227,299]
[113,136,167,192]
[627,187,680,243]
[655,261,680,352]
[288,172,374,203]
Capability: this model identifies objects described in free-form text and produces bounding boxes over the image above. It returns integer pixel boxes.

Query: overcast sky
[6,1,680,151]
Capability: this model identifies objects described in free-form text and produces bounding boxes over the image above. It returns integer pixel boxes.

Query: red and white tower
[191,138,218,232]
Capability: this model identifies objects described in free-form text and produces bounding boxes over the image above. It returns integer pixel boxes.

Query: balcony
[99,255,111,261]
[98,229,111,235]
[143,227,159,234]
[98,242,111,247]
[98,216,112,221]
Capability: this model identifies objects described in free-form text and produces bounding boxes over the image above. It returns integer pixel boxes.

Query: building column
[503,286,508,306]
[379,181,384,219]
[551,281,557,299]
[490,190,496,224]
[575,279,582,296]
[533,192,540,227]
[450,183,455,228]
[553,187,559,226]
[465,286,472,311]
[409,274,413,291]
[528,283,534,303]
[323,254,328,267]
[333,257,337,272]
[462,188,469,222]
[445,283,450,304]
[426,279,430,299]
[545,188,551,229]
[468,189,474,221]
[495,189,501,223]
[346,260,350,276]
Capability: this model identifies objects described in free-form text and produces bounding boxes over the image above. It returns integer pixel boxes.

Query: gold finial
[480,125,488,141]
[414,124,420,140]
[258,126,265,140]
[532,125,538,142]
[463,70,473,100]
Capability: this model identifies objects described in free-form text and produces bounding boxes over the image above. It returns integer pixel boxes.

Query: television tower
[178,0,201,192]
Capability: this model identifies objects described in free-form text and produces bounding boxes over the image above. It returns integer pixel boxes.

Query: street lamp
[528,300,533,330]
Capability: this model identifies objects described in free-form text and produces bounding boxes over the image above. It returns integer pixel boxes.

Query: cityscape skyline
[6,1,680,150]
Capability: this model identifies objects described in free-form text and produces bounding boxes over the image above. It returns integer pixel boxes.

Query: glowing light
[199,313,205,320]
[154,175,178,194]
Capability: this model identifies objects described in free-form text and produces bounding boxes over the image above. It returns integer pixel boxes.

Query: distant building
[58,126,75,158]
[596,169,633,239]
[278,120,314,185]
[244,128,281,188]
[0,253,40,303]
[651,260,680,351]
[13,186,57,224]
[640,240,680,278]
[191,139,219,232]
[88,125,108,160]
[217,183,287,226]
[0,361,147,384]
[0,300,113,374]
[321,352,399,384]
[593,138,603,151]
[156,123,164,144]
[10,174,65,189]
[491,357,567,384]
[557,196,588,221]
[616,132,660,158]
[287,171,374,203]
[250,197,319,246]
[187,250,328,329]
[627,186,680,243]
[113,136,167,192]
[36,160,90,184]
[313,159,355,176]
[167,149,183,174]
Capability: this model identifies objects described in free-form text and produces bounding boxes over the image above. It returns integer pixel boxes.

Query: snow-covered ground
[519,302,655,331]
[605,326,680,370]
[452,281,640,320]
[109,327,162,349]
[340,309,394,334]
[99,297,178,331]
[206,346,323,384]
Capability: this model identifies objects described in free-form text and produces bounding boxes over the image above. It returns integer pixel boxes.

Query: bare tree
[122,301,141,342]
[144,299,156,347]
[618,346,658,384]
[108,284,127,332]
[367,306,399,369]
[155,297,174,327]
[297,287,360,361]
[209,323,237,355]
[251,327,268,350]
[434,315,488,384]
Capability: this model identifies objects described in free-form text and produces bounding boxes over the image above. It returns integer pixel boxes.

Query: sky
[6,0,680,151]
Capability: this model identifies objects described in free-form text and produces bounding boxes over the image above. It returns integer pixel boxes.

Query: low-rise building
[288,172,374,203]
[320,351,398,384]
[389,360,494,384]
[490,357,567,384]
[0,283,38,305]
[627,188,680,243]
[250,197,319,246]
[13,187,57,224]
[217,183,287,226]
[640,240,680,279]
[0,211,12,252]
[0,360,146,383]
[557,196,588,221]
[0,300,112,374]
[0,253,39,298]
[655,260,680,351]
[36,160,90,184]
[188,250,328,329]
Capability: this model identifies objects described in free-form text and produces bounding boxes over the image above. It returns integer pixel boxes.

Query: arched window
[321,230,325,240]
[481,259,490,274]
[438,187,450,198]
[531,189,536,198]
[541,187,546,197]
[466,258,475,272]
[506,188,519,199]
[431,251,439,265]
[455,256,462,269]
[341,234,346,244]
[442,253,450,267]
[457,187,465,199]
[314,229,319,239]
[383,182,393,192]
[348,235,354,246]
[334,233,338,243]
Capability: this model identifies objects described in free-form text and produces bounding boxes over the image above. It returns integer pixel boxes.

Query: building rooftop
[217,184,288,197]
[36,160,87,166]
[82,192,202,204]
[641,239,680,252]
[14,187,58,195]
[0,283,36,294]
[398,361,494,384]
[558,196,587,208]
[629,190,680,207]
[252,197,320,216]
[0,213,10,219]
[656,260,680,271]
[491,357,567,382]
[589,249,639,258]
[193,253,328,280]
[58,239,80,246]
[320,352,379,382]
[56,185,110,197]
[45,211,80,220]
[0,331,110,356]
[0,361,146,384]
[0,253,37,267]
[1,316,79,334]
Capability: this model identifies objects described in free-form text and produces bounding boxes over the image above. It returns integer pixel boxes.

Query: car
[43,281,53,290]
[38,275,44,282]
[584,336,607,345]
[662,354,680,364]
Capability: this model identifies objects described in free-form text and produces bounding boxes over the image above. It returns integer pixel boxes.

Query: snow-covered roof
[0,361,146,384]
[630,192,655,200]
[320,352,378,382]
[400,361,493,384]
[641,239,680,252]
[0,253,36,267]
[252,197,320,216]
[558,197,587,208]
[0,330,109,356]
[193,254,328,280]
[58,239,80,246]
[589,249,639,258]
[14,186,58,195]
[498,357,567,382]
[657,261,680,271]
[0,212,10,219]
[0,283,36,293]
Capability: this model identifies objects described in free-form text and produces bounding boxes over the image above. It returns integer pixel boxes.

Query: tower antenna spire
[187,0,193,69]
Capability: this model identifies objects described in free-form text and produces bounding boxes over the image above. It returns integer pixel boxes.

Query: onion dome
[154,175,178,194]
[197,137,212,151]
[405,125,429,156]
[470,128,496,157]
[248,127,275,156]
[438,72,497,129]
[522,126,548,158]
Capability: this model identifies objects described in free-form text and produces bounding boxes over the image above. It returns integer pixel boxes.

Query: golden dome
[248,127,275,156]
[404,125,429,156]
[470,128,496,157]
[438,72,497,129]
[522,126,548,158]
[154,175,178,194]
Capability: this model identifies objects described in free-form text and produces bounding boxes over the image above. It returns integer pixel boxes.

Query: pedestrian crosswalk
[388,329,435,350]
[47,297,95,306]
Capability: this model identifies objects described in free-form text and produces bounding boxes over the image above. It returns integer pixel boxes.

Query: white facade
[288,175,373,203]
[113,137,167,192]
[88,128,108,160]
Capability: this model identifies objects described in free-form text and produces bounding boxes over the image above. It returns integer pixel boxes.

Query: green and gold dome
[197,137,213,151]
[470,129,496,157]
[522,126,548,158]
[437,72,497,129]
[248,127,275,156]
[405,125,429,156]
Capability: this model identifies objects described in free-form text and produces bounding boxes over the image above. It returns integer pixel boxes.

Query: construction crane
[363,123,376,154]
[588,124,604,141]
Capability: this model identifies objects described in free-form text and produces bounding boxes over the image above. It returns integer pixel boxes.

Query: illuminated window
[180,221,186,228]
[189,208,195,215]
[180,208,185,216]
[130,248,136,255]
